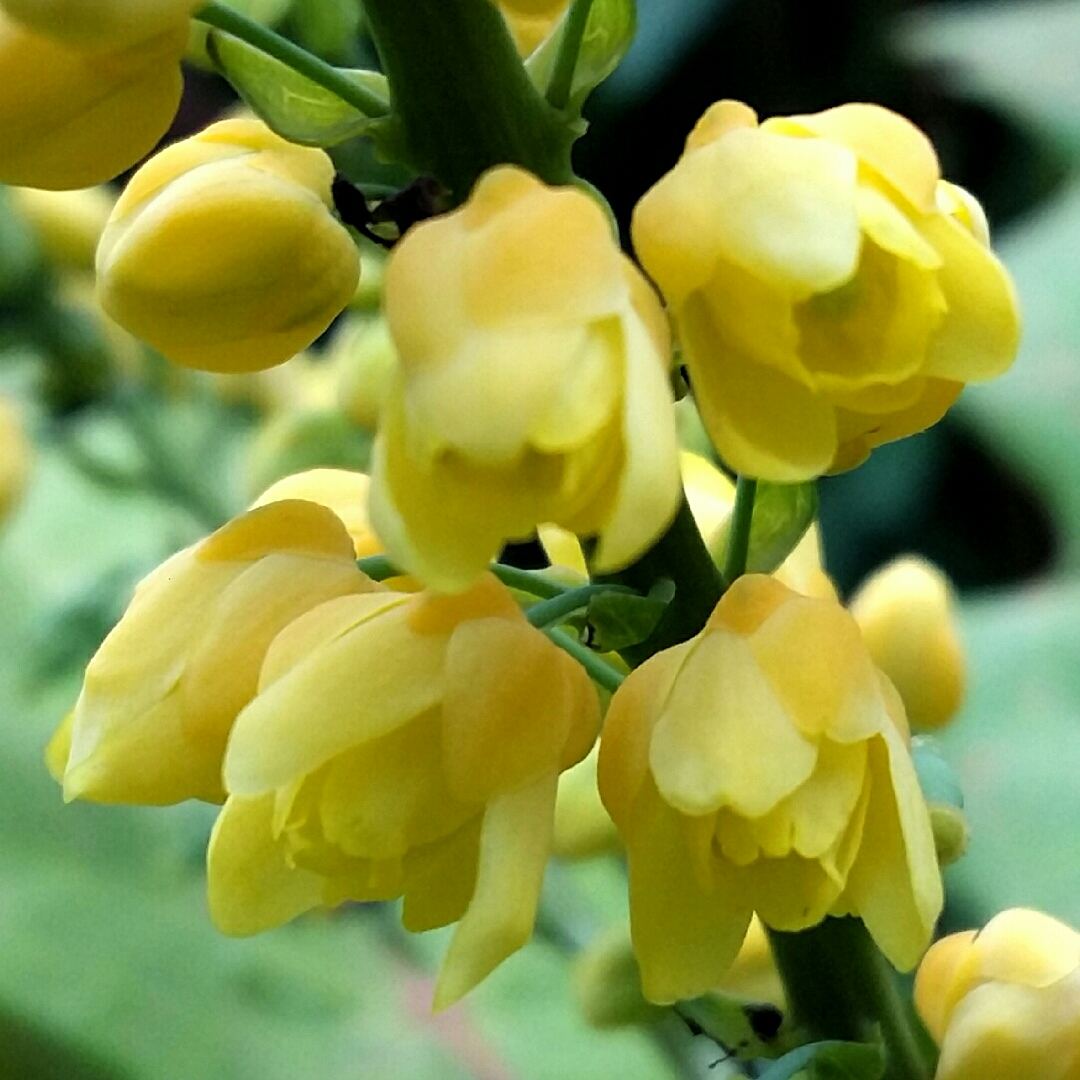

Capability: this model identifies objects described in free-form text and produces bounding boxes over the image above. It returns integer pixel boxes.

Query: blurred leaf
[897,1,1080,152]
[757,1041,884,1080]
[208,31,388,147]
[711,481,817,576]
[0,1007,134,1080]
[0,189,44,305]
[586,579,673,651]
[527,0,637,112]
[911,738,964,810]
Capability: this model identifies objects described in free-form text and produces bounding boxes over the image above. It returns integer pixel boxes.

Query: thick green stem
[361,0,574,199]
[595,495,723,667]
[525,584,633,629]
[194,2,390,118]
[545,0,596,110]
[721,476,757,585]
[768,920,936,1080]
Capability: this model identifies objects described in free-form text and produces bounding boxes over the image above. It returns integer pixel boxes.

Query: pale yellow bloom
[851,556,964,732]
[599,574,942,1003]
[209,573,601,1009]
[10,185,113,271]
[57,499,376,805]
[96,119,360,373]
[915,909,1080,1080]
[371,166,681,593]
[0,396,31,524]
[633,100,1020,481]
[0,13,187,189]
[495,0,568,55]
[0,0,198,48]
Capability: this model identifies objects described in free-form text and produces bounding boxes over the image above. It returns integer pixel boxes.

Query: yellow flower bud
[10,185,113,271]
[915,909,1080,1080]
[208,573,601,1009]
[632,100,1020,481]
[598,574,942,1003]
[57,499,377,805]
[96,119,361,373]
[0,395,31,524]
[0,0,198,48]
[553,745,621,860]
[850,556,964,732]
[0,14,187,190]
[371,166,681,593]
[494,0,568,55]
[330,315,398,430]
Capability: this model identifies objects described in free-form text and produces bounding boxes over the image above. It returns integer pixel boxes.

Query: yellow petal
[680,291,838,481]
[207,794,324,935]
[680,450,735,546]
[433,772,558,1011]
[970,908,1080,989]
[224,596,442,795]
[401,815,483,932]
[769,104,941,214]
[45,711,73,783]
[684,99,759,153]
[634,126,861,307]
[920,212,1020,383]
[1,0,198,49]
[649,628,818,817]
[623,778,753,1003]
[914,929,979,1044]
[842,729,942,971]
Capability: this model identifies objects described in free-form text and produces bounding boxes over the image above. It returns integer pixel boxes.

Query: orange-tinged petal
[915,929,979,1044]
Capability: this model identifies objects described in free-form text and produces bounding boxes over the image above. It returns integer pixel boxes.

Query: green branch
[721,476,757,585]
[194,2,391,118]
[525,583,633,629]
[545,627,624,694]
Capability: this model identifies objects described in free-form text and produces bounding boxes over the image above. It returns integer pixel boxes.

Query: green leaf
[527,0,637,113]
[207,30,388,147]
[911,737,964,809]
[586,578,673,651]
[757,1041,885,1080]
[710,480,818,576]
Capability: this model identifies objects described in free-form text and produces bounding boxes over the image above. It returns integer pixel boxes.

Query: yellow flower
[370,166,681,593]
[632,100,1020,481]
[0,395,31,524]
[851,556,964,732]
[494,0,568,54]
[0,0,198,47]
[10,184,114,271]
[915,909,1080,1080]
[598,573,942,1003]
[208,573,601,1009]
[96,118,361,373]
[0,13,187,190]
[57,499,376,805]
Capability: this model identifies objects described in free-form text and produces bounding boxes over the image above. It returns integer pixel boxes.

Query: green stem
[768,920,936,1080]
[194,1,390,118]
[545,627,624,694]
[489,563,567,599]
[545,0,596,110]
[361,0,574,199]
[525,583,633,629]
[721,476,757,585]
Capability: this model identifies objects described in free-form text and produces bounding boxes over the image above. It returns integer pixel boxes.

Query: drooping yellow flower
[915,909,1080,1080]
[208,573,601,1009]
[57,499,376,805]
[0,395,31,525]
[494,0,568,55]
[0,13,187,189]
[0,0,198,47]
[633,100,1020,482]
[598,574,942,1003]
[370,166,681,593]
[96,118,361,373]
[851,556,964,732]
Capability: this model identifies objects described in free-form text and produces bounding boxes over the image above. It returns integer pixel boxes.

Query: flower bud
[573,925,665,1028]
[850,556,964,732]
[553,745,621,860]
[915,909,1080,1080]
[0,13,187,189]
[371,165,681,593]
[599,574,942,1003]
[56,499,377,805]
[632,100,1020,481]
[330,315,398,430]
[0,0,198,48]
[96,119,361,373]
[0,395,31,524]
[495,0,568,55]
[209,573,601,1009]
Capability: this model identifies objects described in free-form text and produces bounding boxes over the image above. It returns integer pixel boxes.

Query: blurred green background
[2,0,1080,1076]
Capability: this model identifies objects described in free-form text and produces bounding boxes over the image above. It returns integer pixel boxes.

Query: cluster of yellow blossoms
[8,0,1059,1072]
